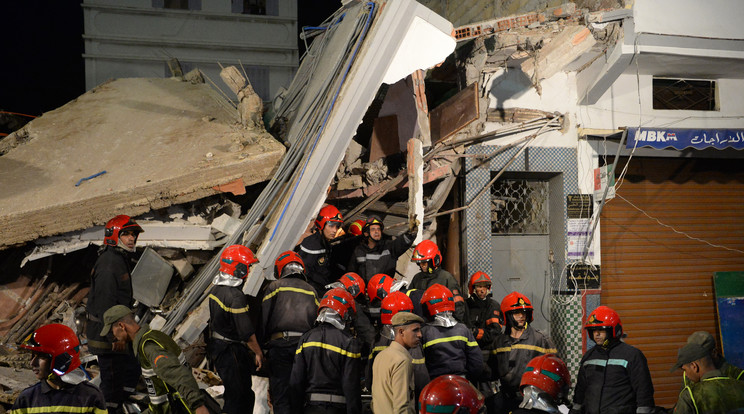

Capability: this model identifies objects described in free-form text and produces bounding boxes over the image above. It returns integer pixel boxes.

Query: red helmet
[363,215,385,233]
[315,205,343,231]
[380,291,414,325]
[501,291,534,324]
[421,284,455,317]
[348,219,366,236]
[220,245,258,279]
[339,272,365,299]
[585,305,623,339]
[411,240,442,273]
[104,215,143,246]
[520,354,571,402]
[419,375,485,414]
[21,324,81,377]
[367,274,394,305]
[319,287,356,320]
[274,250,304,279]
[468,271,491,295]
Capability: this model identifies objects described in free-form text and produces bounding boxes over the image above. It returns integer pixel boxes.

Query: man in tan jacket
[372,312,424,414]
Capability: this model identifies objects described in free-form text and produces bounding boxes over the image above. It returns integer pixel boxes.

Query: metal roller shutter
[600,156,744,407]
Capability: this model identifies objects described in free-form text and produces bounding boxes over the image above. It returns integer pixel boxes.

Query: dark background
[0,1,338,119]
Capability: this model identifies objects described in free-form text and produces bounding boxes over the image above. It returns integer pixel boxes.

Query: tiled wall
[464,144,585,388]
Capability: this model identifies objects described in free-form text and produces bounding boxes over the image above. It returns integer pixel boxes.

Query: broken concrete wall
[0,77,285,249]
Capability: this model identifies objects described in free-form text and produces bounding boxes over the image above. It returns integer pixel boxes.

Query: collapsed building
[1,0,743,409]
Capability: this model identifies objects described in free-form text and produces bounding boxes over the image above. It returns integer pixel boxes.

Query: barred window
[653,78,717,111]
[491,177,549,235]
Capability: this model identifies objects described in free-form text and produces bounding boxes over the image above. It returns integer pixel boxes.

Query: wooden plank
[407,138,424,244]
[369,115,400,163]
[411,70,432,147]
[430,82,479,144]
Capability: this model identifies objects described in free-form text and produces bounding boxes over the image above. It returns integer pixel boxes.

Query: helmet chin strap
[117,239,136,253]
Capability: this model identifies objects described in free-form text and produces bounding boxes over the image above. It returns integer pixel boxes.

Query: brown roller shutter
[600,156,744,407]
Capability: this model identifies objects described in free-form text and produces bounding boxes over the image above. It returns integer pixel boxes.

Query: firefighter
[367,273,394,321]
[512,354,571,414]
[290,287,362,414]
[260,251,318,414]
[10,324,106,414]
[420,284,483,380]
[347,215,418,283]
[207,245,264,414]
[297,204,346,295]
[491,291,556,412]
[85,214,143,411]
[671,342,744,414]
[409,240,467,322]
[418,375,485,414]
[465,272,503,413]
[571,306,655,414]
[329,272,376,357]
[366,291,429,400]
[101,305,210,414]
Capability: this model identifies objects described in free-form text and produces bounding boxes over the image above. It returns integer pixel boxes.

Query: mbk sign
[634,130,678,142]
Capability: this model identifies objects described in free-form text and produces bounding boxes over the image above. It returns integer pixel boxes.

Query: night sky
[0,1,338,120]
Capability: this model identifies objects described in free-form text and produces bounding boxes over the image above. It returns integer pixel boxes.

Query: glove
[408,215,420,234]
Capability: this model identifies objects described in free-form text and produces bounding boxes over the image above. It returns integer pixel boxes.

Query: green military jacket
[674,369,744,414]
[133,325,205,413]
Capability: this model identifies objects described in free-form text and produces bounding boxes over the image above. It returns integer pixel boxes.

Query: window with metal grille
[652,78,717,111]
[491,177,549,235]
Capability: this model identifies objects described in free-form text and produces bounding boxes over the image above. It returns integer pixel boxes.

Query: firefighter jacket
[673,369,744,414]
[289,322,362,413]
[10,378,107,414]
[491,326,556,396]
[260,275,318,346]
[465,295,503,349]
[403,288,426,319]
[133,325,205,414]
[572,340,655,414]
[421,322,483,379]
[208,285,255,343]
[366,333,430,397]
[347,231,415,283]
[296,232,346,295]
[410,268,467,323]
[86,246,137,354]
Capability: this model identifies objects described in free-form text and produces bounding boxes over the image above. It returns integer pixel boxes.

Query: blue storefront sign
[626,128,744,150]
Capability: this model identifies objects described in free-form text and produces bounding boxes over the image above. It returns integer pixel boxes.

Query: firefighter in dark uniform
[465,272,503,413]
[366,291,430,400]
[420,284,483,380]
[571,306,655,414]
[101,305,210,414]
[347,215,418,283]
[207,244,264,414]
[491,291,556,413]
[260,251,318,414]
[327,272,377,358]
[290,287,362,414]
[11,324,107,414]
[85,214,143,412]
[419,375,485,414]
[297,204,346,296]
[512,354,571,414]
[409,240,467,323]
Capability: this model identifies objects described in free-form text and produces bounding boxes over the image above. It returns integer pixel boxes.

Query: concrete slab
[0,78,285,249]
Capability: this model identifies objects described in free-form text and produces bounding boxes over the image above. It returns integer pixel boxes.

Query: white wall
[633,0,744,40]
[577,74,744,130]
[482,68,580,148]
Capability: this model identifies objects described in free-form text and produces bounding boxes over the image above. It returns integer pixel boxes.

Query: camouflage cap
[686,331,715,353]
